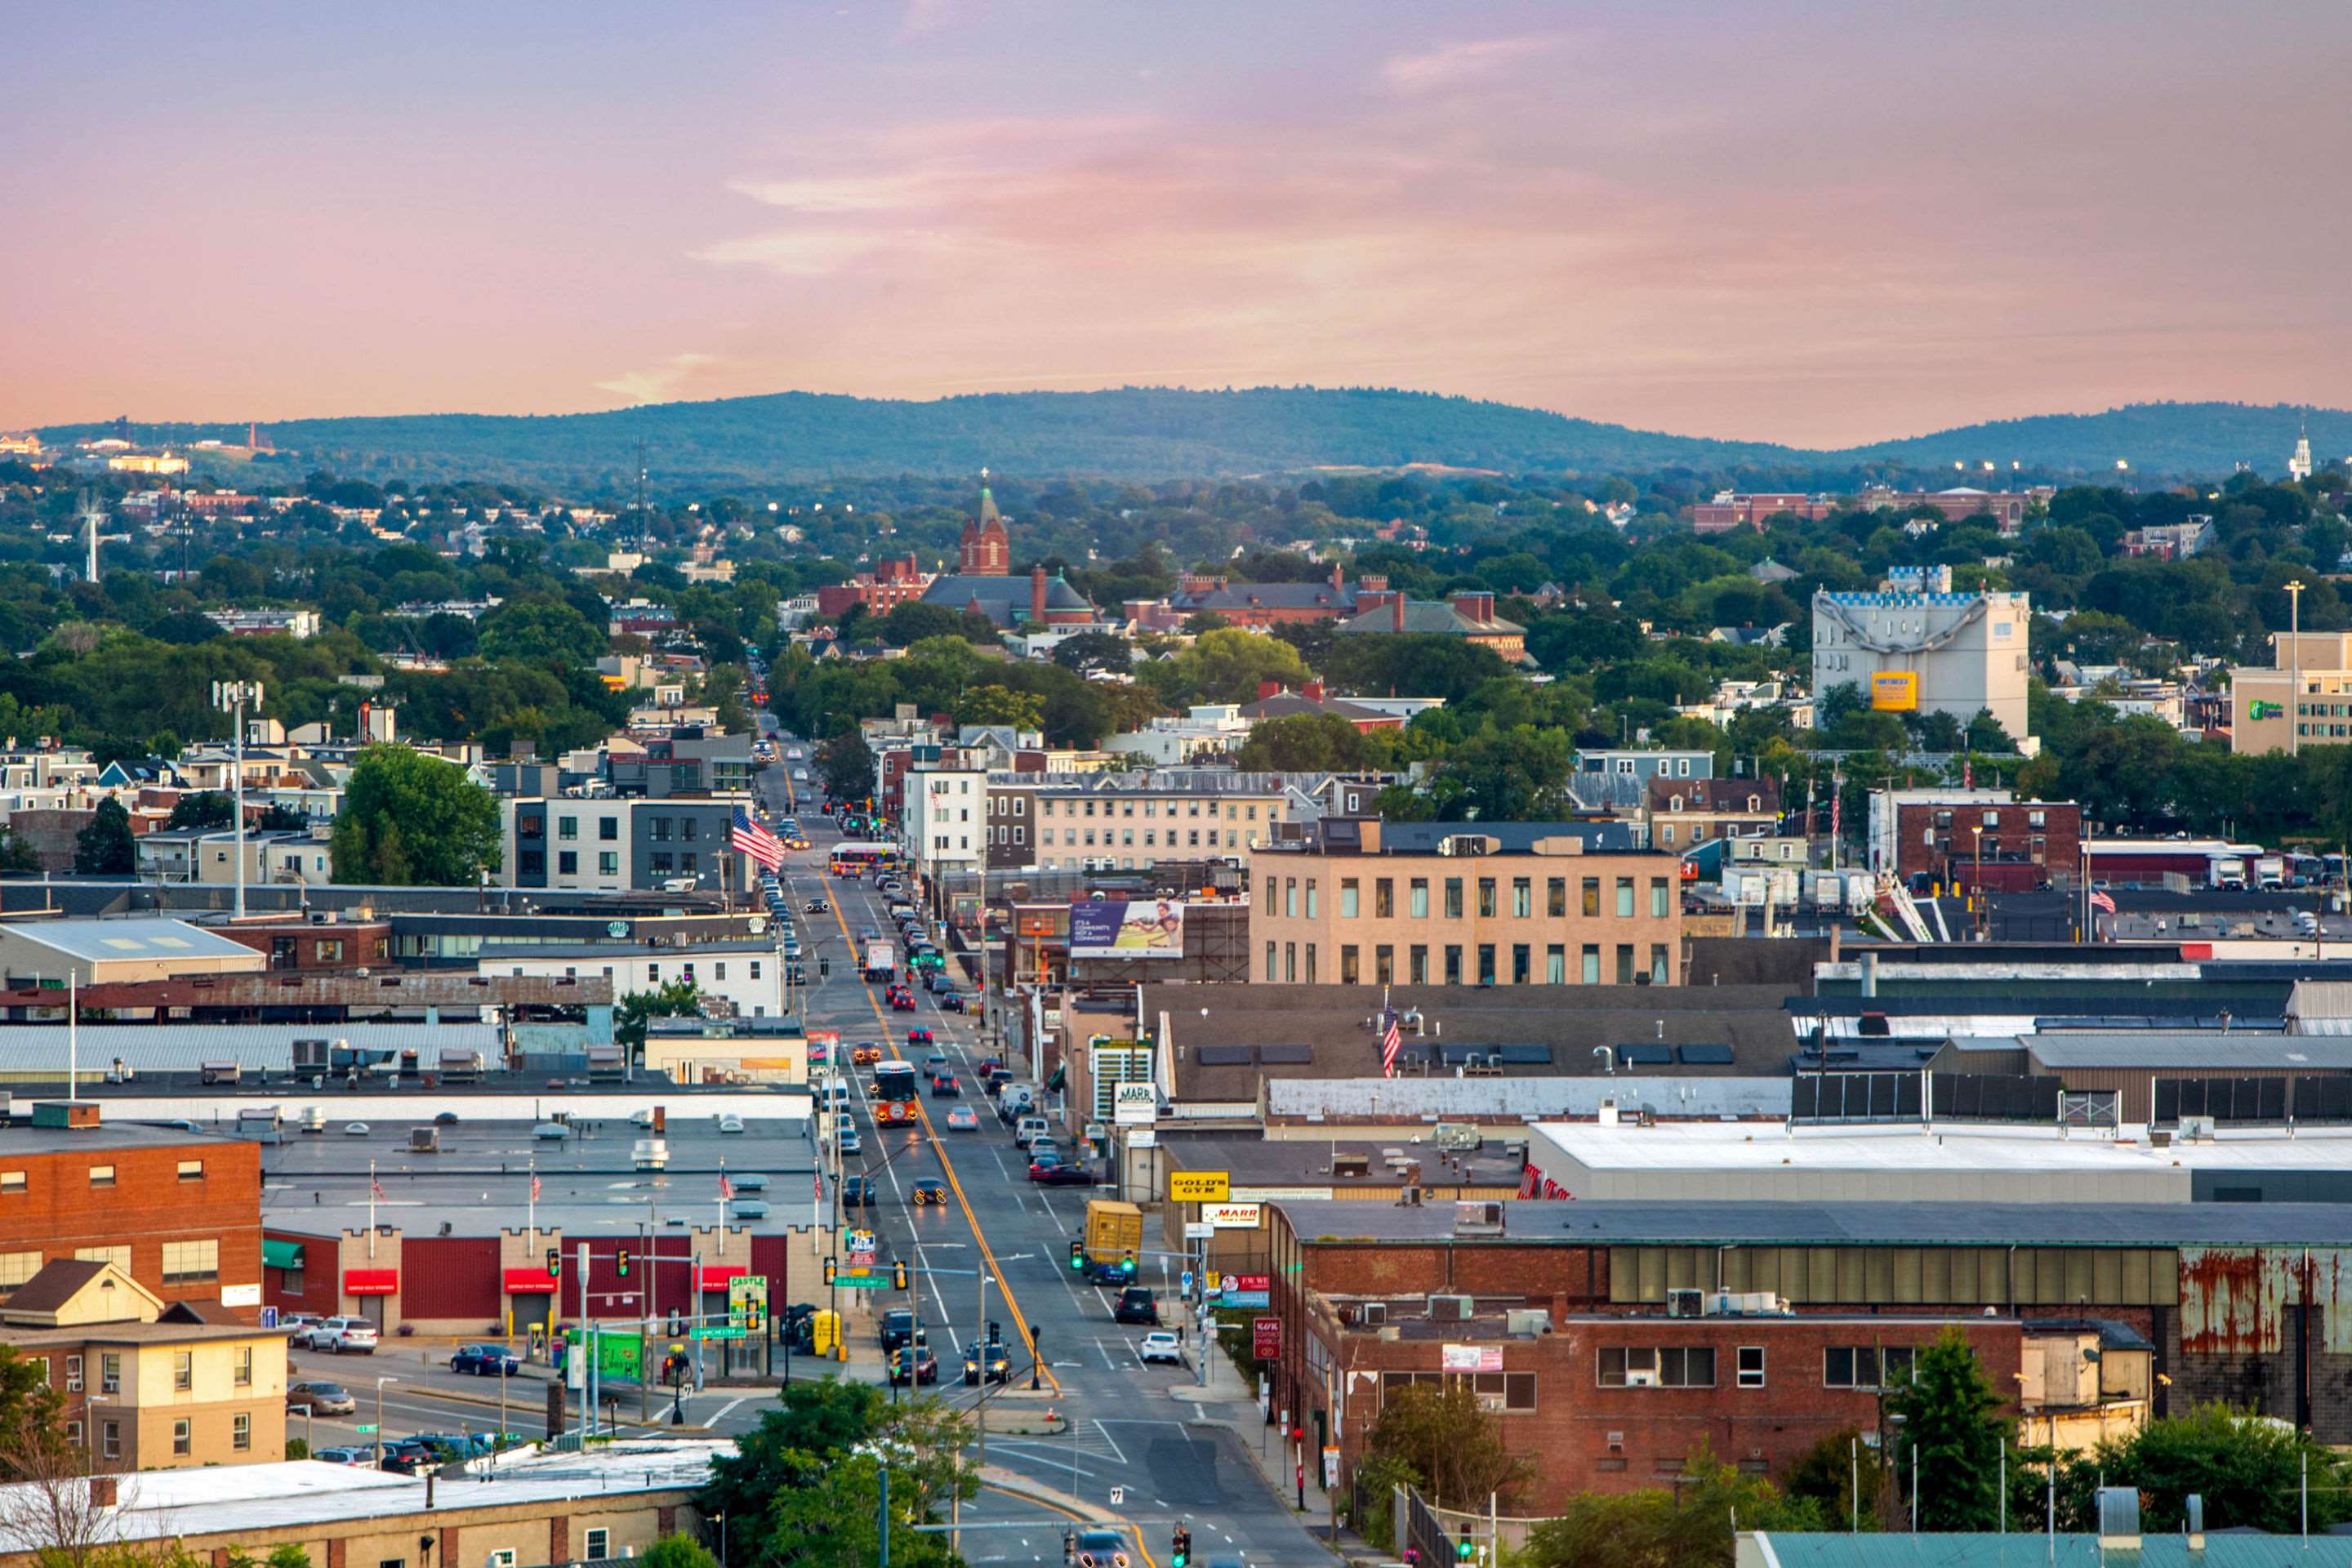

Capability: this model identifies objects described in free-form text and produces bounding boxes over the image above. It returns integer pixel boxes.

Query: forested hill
[35,389,2345,492]
[34,388,1801,490]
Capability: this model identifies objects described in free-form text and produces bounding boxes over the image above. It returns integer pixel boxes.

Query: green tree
[166,791,234,831]
[73,798,136,875]
[617,978,702,1054]
[1168,627,1307,703]
[0,1342,65,1480]
[2098,1403,2352,1534]
[1882,1325,2007,1530]
[478,598,607,665]
[1362,1379,1527,1512]
[1522,1444,1821,1568]
[1429,725,1574,821]
[327,745,501,886]
[1234,712,1390,772]
[817,733,876,804]
[636,1535,719,1568]
[1778,1427,1883,1531]
[958,684,1045,732]
[1050,630,1133,677]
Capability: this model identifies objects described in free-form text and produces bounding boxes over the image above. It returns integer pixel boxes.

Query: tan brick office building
[1248,820,1682,988]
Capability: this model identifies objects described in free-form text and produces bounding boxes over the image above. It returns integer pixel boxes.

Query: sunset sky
[5,0,2346,447]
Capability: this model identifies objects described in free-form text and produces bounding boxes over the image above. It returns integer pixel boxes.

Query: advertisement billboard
[1069,898,1187,959]
[1869,671,1919,711]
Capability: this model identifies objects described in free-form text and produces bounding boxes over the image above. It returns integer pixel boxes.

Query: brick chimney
[1392,594,1406,631]
[1330,563,1344,591]
[1453,591,1494,625]
[89,1477,118,1508]
[1030,564,1049,623]
[1258,679,1283,701]
[1303,680,1325,703]
[1360,574,1388,593]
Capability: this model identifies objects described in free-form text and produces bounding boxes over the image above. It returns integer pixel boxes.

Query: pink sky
[4,0,2346,448]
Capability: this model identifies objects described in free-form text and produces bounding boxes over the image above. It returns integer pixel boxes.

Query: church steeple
[956,469,1010,575]
[2291,416,2315,482]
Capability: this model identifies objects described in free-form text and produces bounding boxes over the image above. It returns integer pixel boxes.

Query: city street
[756,725,1330,1568]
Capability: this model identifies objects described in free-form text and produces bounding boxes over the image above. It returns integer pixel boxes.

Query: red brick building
[1891,799,2082,892]
[1163,568,1383,628]
[815,555,931,619]
[1691,493,1839,534]
[1262,1197,2352,1503]
[0,1107,263,1321]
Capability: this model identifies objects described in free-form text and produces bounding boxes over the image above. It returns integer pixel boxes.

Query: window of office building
[1616,876,1635,918]
[1597,1346,1716,1388]
[1409,945,1428,985]
[1340,880,1359,918]
[1651,945,1670,984]
[558,817,578,840]
[599,817,618,841]
[163,1240,217,1285]
[1512,944,1530,984]
[1548,877,1566,917]
[173,1419,191,1456]
[1477,878,1496,918]
[1512,878,1531,918]
[1477,944,1496,986]
[1616,944,1636,984]
[174,1352,193,1392]
[557,850,577,875]
[1651,878,1670,918]
[1445,879,1463,919]
[1305,880,1318,919]
[1547,945,1566,984]
[1285,943,1296,982]
[1341,946,1360,985]
[1582,944,1600,984]
[1285,880,1297,919]
[233,1413,252,1451]
[1582,877,1600,916]
[599,853,618,876]
[1444,945,1463,985]
[1265,942,1277,982]
[1375,944,1395,985]
[1406,878,1425,919]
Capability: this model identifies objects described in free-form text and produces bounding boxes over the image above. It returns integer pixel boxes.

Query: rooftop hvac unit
[1452,1200,1505,1236]
[1667,1289,1705,1318]
[1504,1307,1549,1336]
[2177,1115,2217,1143]
[1427,1294,1472,1321]
[1704,1291,1792,1317]
[1361,1303,1387,1326]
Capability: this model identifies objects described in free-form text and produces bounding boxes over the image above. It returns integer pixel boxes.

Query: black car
[1033,1163,1096,1187]
[1113,1286,1159,1325]
[450,1343,521,1376]
[377,1437,435,1474]
[938,992,967,1013]
[929,1074,960,1098]
[963,1335,1012,1385]
[840,1175,873,1209]
[879,1309,920,1351]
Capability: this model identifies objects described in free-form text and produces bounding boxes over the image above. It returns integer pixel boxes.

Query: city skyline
[4,0,2347,448]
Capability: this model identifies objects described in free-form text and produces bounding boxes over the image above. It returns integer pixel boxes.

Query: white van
[1013,1115,1050,1150]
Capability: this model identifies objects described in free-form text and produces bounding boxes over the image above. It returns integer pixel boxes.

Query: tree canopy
[328,745,502,885]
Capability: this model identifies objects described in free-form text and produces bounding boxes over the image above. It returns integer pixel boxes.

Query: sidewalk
[1169,1342,1396,1566]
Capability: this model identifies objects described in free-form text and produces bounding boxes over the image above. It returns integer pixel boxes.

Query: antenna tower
[78,488,102,584]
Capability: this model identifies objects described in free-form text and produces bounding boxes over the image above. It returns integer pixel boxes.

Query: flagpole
[368,1158,376,1258]
[528,1155,537,1245]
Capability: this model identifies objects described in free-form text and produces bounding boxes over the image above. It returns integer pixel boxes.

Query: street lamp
[373,1375,400,1468]
[1972,825,1985,939]
[212,680,263,919]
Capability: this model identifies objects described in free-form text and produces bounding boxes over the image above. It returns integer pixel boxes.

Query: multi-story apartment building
[1856,485,2042,530]
[1249,819,1682,988]
[500,797,751,894]
[483,939,785,1020]
[1334,590,1529,663]
[1644,775,1781,852]
[1029,771,1297,873]
[2232,630,2352,755]
[1570,749,1714,813]
[0,1106,264,1321]
[1690,492,1840,533]
[607,728,755,796]
[2,1258,287,1468]
[1812,573,2032,741]
[814,554,931,618]
[901,767,987,883]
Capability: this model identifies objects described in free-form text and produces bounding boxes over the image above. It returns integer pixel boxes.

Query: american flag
[530,1172,541,1202]
[731,806,785,871]
[719,1171,736,1200]
[813,1170,825,1201]
[2089,889,2118,915]
[371,1174,387,1203]
[1379,1007,1401,1077]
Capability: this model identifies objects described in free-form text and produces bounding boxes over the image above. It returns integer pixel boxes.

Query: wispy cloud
[1383,34,1564,95]
[595,353,718,404]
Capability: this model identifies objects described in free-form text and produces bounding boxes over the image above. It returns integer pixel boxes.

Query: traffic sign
[850,1251,876,1269]
[354,1423,379,1434]
[693,1325,748,1339]
[261,1306,279,1330]
[1181,1271,1195,1295]
[834,1275,890,1290]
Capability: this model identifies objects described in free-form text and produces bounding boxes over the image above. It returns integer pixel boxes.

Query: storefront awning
[343,1267,399,1296]
[503,1267,558,1294]
[697,1264,747,1291]
[262,1239,305,1271]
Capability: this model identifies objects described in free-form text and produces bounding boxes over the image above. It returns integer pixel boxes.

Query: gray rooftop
[0,918,261,964]
[478,939,779,961]
[1742,1533,2346,1568]
[0,1119,242,1156]
[1271,1198,2352,1248]
[0,1022,502,1080]
[2023,1032,2352,1069]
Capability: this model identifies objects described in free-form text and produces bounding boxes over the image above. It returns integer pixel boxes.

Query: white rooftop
[1528,1120,2352,1174]
[0,1441,722,1548]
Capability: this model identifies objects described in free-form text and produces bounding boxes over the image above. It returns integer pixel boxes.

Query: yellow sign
[1869,671,1919,711]
[1170,1171,1230,1203]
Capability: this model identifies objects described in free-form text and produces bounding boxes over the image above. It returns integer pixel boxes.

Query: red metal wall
[400,1236,501,1325]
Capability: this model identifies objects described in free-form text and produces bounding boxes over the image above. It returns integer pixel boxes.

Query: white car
[1138,1331,1183,1365]
[305,1316,379,1355]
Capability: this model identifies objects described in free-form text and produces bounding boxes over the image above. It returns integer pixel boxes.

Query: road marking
[702,1397,745,1429]
[1092,1420,1129,1465]
[821,873,1061,1394]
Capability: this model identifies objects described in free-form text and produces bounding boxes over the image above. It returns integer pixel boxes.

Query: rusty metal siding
[2180,1247,2352,1355]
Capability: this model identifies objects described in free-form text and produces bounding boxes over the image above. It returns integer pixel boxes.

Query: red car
[907,1027,933,1045]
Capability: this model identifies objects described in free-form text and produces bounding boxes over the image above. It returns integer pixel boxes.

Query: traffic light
[615,1246,632,1278]
[1120,1251,1137,1277]
[1171,1527,1192,1568]
[545,1248,560,1278]
[823,1258,838,1286]
[1457,1530,1476,1561]
[892,1258,910,1290]
[1069,1240,1085,1271]
[667,1310,684,1339]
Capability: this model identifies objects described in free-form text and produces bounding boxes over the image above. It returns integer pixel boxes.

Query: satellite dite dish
[607,920,628,938]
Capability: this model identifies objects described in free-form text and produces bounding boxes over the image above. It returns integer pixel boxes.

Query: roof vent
[2096,1486,2140,1550]
[31,1102,100,1130]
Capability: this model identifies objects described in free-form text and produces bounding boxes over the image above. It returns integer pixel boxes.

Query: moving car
[1113,1287,1160,1325]
[888,1344,940,1385]
[287,1380,357,1415]
[911,1178,948,1206]
[879,1309,920,1350]
[1032,1163,1096,1187]
[945,1107,979,1131]
[907,1027,934,1046]
[963,1335,1012,1385]
[304,1317,380,1354]
[1027,1151,1066,1181]
[1138,1331,1183,1365]
[890,991,917,1012]
[1073,1529,1132,1568]
[852,1042,882,1066]
[450,1343,520,1377]
[937,991,967,1013]
[930,1073,960,1098]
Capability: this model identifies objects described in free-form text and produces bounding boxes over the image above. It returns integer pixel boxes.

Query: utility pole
[2287,578,2306,757]
[212,681,262,918]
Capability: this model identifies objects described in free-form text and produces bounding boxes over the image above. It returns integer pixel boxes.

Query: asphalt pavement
[754,724,1335,1568]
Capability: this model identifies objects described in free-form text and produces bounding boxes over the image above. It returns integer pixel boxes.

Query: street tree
[1362,1379,1527,1513]
[327,745,502,886]
[1882,1326,2007,1530]
[73,798,136,875]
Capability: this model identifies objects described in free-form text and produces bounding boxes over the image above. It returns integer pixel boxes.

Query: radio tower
[78,488,102,584]
[631,437,649,548]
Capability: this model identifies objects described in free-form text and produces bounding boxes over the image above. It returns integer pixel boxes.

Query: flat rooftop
[0,1440,719,1550]
[260,1111,822,1238]
[2021,1032,2352,1069]
[1526,1120,2352,1174]
[0,1117,242,1156]
[0,918,262,964]
[1154,1132,1525,1189]
[1272,1198,2352,1249]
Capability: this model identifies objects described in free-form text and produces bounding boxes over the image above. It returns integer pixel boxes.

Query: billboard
[1069,898,1187,959]
[1869,671,1919,711]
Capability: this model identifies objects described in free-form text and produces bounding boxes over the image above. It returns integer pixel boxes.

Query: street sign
[1169,1171,1229,1203]
[1205,1272,1221,1292]
[850,1251,876,1269]
[260,1306,279,1330]
[845,1228,877,1254]
[1252,1316,1281,1361]
[354,1423,379,1434]
[1181,1271,1195,1295]
[693,1326,747,1339]
[834,1275,890,1290]
[1182,1222,1213,1241]
[1109,1486,1126,1507]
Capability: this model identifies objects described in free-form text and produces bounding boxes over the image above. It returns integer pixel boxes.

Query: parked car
[311,1446,372,1465]
[377,1438,436,1475]
[840,1174,873,1208]
[836,1126,863,1156]
[283,1312,327,1343]
[1113,1287,1160,1325]
[1138,1331,1183,1365]
[911,1178,948,1206]
[287,1380,357,1415]
[945,1107,979,1131]
[305,1317,380,1354]
[450,1343,520,1377]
